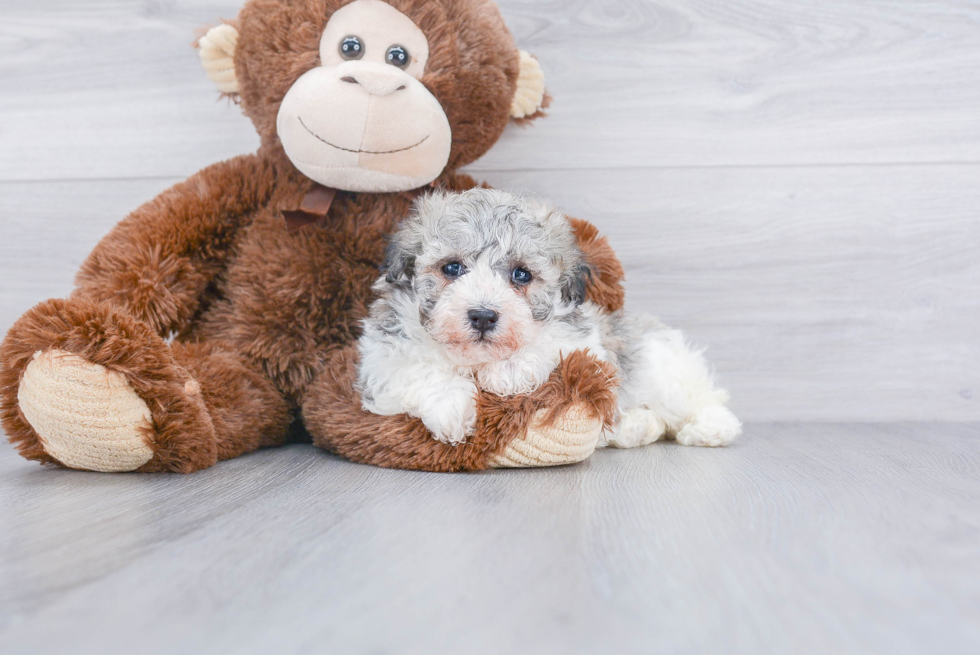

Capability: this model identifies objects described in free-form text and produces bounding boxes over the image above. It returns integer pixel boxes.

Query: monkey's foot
[1,298,222,473]
[18,350,155,472]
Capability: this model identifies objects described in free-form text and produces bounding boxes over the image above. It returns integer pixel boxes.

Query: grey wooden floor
[2,1,980,652]
[1,424,978,654]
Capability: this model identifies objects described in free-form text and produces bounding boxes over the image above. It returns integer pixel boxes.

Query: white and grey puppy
[357,188,741,448]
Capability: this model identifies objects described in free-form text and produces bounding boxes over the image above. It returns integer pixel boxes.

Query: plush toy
[0,0,626,474]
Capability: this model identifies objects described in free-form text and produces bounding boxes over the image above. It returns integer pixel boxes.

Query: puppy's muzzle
[467,308,499,338]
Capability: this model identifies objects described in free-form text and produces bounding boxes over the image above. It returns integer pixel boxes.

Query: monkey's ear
[198,23,240,96]
[510,51,549,121]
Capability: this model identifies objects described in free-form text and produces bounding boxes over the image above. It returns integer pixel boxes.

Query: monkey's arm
[72,154,277,336]
[440,173,625,313]
[305,348,617,472]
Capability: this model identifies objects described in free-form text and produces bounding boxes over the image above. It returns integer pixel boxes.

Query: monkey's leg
[1,299,292,473]
[302,347,618,472]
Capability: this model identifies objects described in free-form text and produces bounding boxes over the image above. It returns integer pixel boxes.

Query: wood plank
[1,423,978,653]
[481,164,980,422]
[2,164,978,422]
[3,0,980,181]
[0,0,259,182]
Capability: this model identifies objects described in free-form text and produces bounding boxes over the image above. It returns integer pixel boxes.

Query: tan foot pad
[491,404,602,468]
[18,349,155,472]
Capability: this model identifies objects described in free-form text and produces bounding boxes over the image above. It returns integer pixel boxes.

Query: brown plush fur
[304,348,618,472]
[0,0,625,473]
[172,341,294,462]
[568,217,626,313]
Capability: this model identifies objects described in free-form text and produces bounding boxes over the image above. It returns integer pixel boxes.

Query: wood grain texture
[2,0,980,181]
[0,423,978,654]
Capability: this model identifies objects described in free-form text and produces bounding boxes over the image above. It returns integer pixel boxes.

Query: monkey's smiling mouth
[299,117,429,155]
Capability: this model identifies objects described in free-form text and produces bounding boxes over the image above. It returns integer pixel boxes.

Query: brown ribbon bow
[282,185,337,233]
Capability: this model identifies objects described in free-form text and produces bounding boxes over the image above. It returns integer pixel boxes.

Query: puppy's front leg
[414,375,479,445]
[359,340,478,445]
[366,369,478,445]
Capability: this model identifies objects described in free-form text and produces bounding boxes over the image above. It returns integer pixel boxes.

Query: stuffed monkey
[0,0,625,473]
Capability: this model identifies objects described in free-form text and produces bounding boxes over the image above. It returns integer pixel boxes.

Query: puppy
[356,188,741,448]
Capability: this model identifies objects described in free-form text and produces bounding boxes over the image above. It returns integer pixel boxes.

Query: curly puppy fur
[357,189,742,448]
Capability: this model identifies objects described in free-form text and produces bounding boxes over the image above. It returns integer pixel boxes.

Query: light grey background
[1,0,978,421]
[1,2,979,653]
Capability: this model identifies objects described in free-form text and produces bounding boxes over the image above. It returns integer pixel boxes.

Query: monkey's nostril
[341,76,358,84]
[467,308,499,335]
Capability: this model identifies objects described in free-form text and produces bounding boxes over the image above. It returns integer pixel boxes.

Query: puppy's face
[383,189,589,366]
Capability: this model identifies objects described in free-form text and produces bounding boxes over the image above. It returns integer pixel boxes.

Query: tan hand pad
[491,403,601,468]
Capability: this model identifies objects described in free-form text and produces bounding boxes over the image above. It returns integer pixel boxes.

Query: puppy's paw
[417,378,478,445]
[602,408,667,449]
[675,405,741,447]
[478,359,551,397]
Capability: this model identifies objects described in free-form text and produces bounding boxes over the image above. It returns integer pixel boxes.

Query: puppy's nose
[467,308,499,335]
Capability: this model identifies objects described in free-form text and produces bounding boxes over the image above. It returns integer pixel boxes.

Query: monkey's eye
[442,262,465,278]
[339,36,364,60]
[512,267,533,285]
[386,45,410,68]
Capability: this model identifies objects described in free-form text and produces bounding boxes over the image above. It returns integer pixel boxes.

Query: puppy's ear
[562,263,592,306]
[383,191,445,284]
[383,237,415,285]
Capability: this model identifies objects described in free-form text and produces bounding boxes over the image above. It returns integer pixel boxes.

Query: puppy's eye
[386,45,410,68]
[442,262,464,278]
[340,36,364,60]
[512,267,533,285]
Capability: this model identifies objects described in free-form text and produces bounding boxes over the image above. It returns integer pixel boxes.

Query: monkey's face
[204,0,549,194]
[276,0,452,192]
